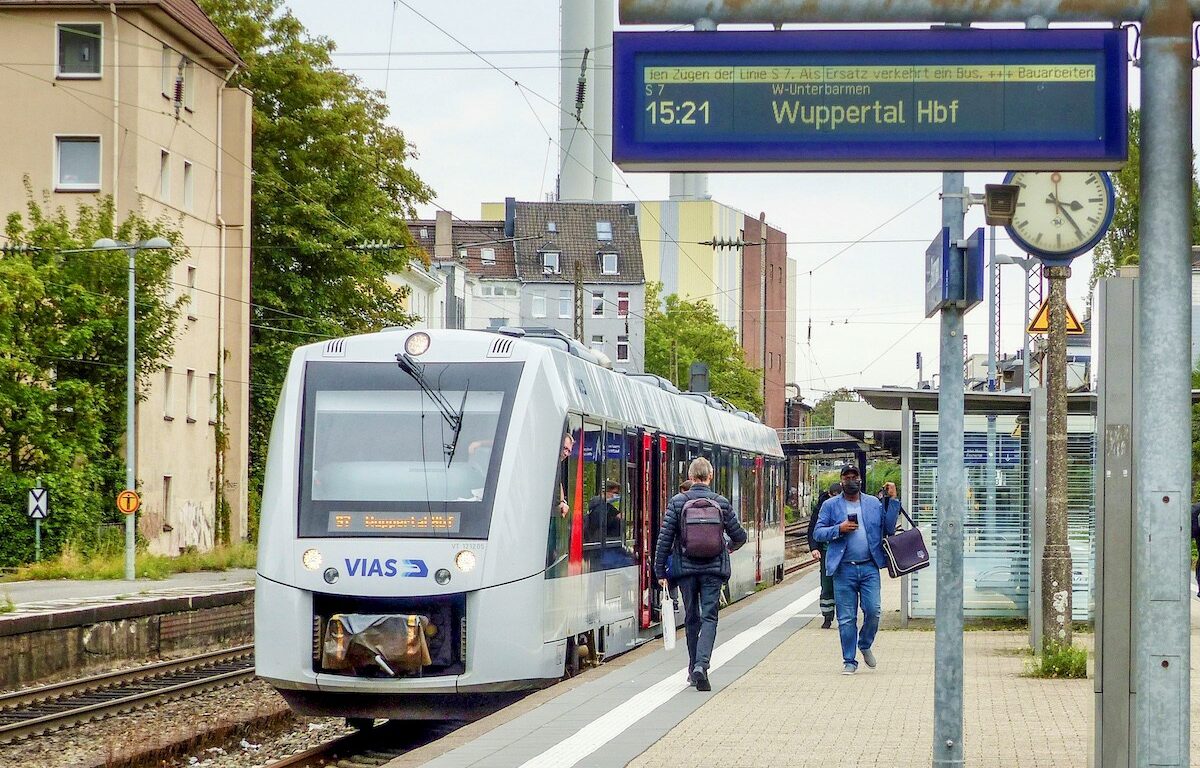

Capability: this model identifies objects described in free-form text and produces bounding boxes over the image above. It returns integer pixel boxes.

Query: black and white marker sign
[27,488,48,519]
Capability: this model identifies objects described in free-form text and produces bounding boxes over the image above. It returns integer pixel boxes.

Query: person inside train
[587,480,622,545]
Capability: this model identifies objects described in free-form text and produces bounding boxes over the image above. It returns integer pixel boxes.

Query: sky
[283,1,1179,402]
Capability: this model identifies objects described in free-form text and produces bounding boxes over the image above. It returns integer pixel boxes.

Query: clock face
[1005,171,1114,258]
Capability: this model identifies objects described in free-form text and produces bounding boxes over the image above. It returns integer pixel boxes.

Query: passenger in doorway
[654,457,747,692]
[807,481,841,628]
[1191,500,1200,598]
[813,465,900,675]
[557,433,574,518]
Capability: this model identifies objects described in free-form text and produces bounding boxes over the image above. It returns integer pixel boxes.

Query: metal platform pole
[1132,4,1192,764]
[933,171,966,768]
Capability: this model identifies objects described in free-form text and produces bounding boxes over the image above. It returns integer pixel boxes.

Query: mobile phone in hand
[847,512,858,523]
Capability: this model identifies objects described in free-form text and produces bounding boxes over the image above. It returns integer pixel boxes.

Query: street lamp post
[93,237,173,581]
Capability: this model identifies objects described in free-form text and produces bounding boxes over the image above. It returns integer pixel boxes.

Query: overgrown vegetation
[0,191,185,568]
[644,282,764,413]
[1026,641,1089,679]
[3,541,256,582]
[198,0,432,540]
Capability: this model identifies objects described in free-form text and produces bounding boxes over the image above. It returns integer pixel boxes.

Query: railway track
[784,520,817,575]
[0,644,255,743]
[268,720,466,768]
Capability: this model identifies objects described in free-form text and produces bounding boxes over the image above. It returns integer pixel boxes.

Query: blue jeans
[677,574,723,672]
[833,561,881,668]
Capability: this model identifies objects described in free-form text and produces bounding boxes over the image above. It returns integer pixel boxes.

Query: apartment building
[0,0,252,552]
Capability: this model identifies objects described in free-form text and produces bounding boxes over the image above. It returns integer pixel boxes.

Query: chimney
[434,210,452,260]
[504,197,516,238]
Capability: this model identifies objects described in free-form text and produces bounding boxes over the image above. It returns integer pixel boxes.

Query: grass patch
[0,595,13,614]
[3,541,256,582]
[1026,641,1088,679]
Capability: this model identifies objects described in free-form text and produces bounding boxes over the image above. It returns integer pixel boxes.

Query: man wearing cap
[812,464,900,675]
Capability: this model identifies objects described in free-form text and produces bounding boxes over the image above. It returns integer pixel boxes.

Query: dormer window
[542,250,560,274]
[600,252,619,275]
[596,221,613,241]
[481,247,495,265]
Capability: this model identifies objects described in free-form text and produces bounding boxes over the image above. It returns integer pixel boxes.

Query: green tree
[198,0,433,536]
[809,387,855,428]
[1092,109,1200,281]
[643,282,763,414]
[0,190,184,567]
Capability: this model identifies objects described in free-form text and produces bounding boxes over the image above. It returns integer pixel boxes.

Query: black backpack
[679,495,725,560]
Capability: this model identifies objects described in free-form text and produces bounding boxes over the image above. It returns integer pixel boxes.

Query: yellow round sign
[116,490,141,515]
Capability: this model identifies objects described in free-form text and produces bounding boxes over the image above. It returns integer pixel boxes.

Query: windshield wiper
[395,352,464,465]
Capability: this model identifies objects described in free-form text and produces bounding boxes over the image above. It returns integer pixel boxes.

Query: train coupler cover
[321,614,434,676]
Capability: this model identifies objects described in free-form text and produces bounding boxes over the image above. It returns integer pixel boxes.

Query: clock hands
[1045,195,1083,212]
[1046,192,1085,240]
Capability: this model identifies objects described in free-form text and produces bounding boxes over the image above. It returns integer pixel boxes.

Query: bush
[1027,641,1088,678]
[4,541,256,581]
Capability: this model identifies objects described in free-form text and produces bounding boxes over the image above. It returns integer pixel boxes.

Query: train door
[755,455,764,584]
[637,430,653,629]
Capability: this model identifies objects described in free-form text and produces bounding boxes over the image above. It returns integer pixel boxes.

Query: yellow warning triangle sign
[1027,298,1086,335]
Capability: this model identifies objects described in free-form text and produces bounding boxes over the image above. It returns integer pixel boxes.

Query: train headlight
[323,567,339,584]
[302,548,323,571]
[435,568,452,585]
[454,550,476,573]
[405,332,431,356]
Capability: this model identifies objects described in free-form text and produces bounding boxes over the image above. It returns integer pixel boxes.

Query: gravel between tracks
[0,679,351,768]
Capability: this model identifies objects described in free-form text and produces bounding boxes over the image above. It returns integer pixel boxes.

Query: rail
[268,720,465,768]
[0,644,255,742]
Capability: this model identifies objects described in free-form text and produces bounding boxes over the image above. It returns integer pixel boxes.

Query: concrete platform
[0,568,255,609]
[388,571,1200,768]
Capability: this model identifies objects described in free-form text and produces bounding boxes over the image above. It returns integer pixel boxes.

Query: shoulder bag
[881,504,931,579]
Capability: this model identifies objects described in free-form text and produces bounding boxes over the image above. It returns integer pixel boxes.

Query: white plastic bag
[662,588,677,651]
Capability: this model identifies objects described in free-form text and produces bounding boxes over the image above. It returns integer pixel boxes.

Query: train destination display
[613,29,1126,171]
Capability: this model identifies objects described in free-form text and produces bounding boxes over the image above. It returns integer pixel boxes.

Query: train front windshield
[298,361,522,538]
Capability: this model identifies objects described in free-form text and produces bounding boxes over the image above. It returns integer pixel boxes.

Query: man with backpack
[654,457,747,691]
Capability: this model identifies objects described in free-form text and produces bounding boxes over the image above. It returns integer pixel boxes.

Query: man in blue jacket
[813,464,900,674]
[654,457,747,691]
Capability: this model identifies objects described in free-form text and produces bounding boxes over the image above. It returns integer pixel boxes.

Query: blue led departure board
[612,29,1127,172]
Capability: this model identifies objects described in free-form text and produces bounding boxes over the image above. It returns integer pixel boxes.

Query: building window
[182,160,193,211]
[617,335,630,362]
[186,265,197,320]
[159,150,170,202]
[480,284,493,297]
[162,476,172,524]
[458,247,467,260]
[592,291,605,317]
[559,289,571,318]
[502,285,518,297]
[590,334,605,353]
[618,291,629,318]
[542,251,560,275]
[489,317,509,329]
[481,247,495,265]
[185,369,196,422]
[532,290,546,318]
[208,373,218,424]
[601,252,619,275]
[547,221,557,233]
[57,23,101,78]
[182,58,195,110]
[162,366,174,420]
[161,46,172,94]
[596,221,613,241]
[55,136,100,191]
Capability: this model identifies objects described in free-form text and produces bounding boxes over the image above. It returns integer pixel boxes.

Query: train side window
[547,415,583,572]
[599,423,624,546]
[621,430,639,550]
[581,419,604,546]
[673,439,688,492]
[739,453,756,527]
[716,447,731,498]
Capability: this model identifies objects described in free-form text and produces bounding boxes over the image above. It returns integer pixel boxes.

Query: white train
[255,327,786,722]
